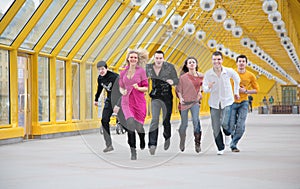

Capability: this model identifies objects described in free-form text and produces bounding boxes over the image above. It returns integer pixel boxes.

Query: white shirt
[203,66,240,109]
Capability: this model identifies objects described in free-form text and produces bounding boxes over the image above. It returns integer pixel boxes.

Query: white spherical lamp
[212,8,227,23]
[200,0,215,11]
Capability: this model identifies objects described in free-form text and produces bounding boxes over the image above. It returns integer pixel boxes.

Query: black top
[94,70,121,106]
[146,62,179,99]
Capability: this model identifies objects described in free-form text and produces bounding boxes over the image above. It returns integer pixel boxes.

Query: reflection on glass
[0,49,9,125]
[0,0,41,45]
[42,0,89,53]
[56,60,66,121]
[85,64,92,119]
[38,56,50,122]
[0,0,14,20]
[21,0,68,49]
[72,62,80,120]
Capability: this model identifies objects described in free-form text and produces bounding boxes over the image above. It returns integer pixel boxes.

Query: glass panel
[0,49,10,125]
[74,1,121,60]
[21,0,68,49]
[0,0,42,45]
[72,62,80,120]
[59,0,107,57]
[85,64,92,119]
[0,0,14,20]
[42,0,89,54]
[38,56,50,122]
[56,60,66,121]
[91,7,131,62]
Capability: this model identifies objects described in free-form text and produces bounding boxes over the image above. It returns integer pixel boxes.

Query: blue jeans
[210,105,232,151]
[229,101,249,149]
[148,98,173,147]
[179,103,201,135]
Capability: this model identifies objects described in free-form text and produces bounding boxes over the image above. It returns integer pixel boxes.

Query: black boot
[194,132,202,153]
[138,133,145,150]
[130,148,137,160]
[179,133,186,152]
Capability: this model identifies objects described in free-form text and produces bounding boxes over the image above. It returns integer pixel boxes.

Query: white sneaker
[217,150,224,155]
[225,135,232,146]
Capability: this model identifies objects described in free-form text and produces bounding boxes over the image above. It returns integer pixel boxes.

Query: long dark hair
[181,57,198,75]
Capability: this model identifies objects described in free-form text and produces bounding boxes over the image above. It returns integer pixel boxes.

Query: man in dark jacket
[94,61,121,153]
[146,50,179,155]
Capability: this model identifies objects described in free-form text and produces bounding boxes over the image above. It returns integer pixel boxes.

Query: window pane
[42,0,89,53]
[0,0,14,20]
[21,0,68,49]
[59,0,107,57]
[85,64,92,119]
[0,49,10,125]
[0,0,42,45]
[72,62,80,120]
[38,56,50,122]
[56,60,66,121]
[74,1,120,60]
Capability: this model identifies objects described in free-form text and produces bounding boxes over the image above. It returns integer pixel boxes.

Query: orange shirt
[232,69,259,103]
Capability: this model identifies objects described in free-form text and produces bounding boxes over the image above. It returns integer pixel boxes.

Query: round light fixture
[184,23,196,35]
[268,11,282,24]
[232,26,243,38]
[207,39,217,49]
[200,0,215,11]
[262,0,278,14]
[131,0,146,6]
[223,18,236,31]
[212,8,227,23]
[170,14,183,29]
[196,30,206,41]
[153,3,167,19]
[240,37,250,47]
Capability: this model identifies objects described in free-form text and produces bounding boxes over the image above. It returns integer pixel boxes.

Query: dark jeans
[101,99,113,147]
[148,98,173,147]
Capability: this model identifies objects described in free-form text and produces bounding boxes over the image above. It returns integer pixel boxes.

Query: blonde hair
[125,48,149,68]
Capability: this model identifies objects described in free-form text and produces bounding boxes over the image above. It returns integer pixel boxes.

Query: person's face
[212,55,223,69]
[236,57,247,70]
[128,52,139,66]
[186,58,197,70]
[98,66,107,77]
[154,53,164,67]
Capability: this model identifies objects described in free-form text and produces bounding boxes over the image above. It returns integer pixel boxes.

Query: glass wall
[0,49,10,125]
[85,64,92,119]
[72,62,80,120]
[56,60,66,121]
[38,56,50,122]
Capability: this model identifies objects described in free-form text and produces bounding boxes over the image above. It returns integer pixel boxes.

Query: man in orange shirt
[230,55,259,152]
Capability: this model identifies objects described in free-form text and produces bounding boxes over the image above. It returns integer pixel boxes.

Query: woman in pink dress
[176,57,204,153]
[119,49,148,160]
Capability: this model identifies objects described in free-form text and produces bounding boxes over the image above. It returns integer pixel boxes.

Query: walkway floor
[1,111,300,189]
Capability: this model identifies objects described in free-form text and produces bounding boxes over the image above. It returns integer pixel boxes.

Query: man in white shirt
[203,51,240,155]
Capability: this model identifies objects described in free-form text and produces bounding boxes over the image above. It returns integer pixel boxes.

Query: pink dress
[119,66,148,124]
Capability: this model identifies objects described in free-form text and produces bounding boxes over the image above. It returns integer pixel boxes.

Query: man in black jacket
[146,50,179,155]
[94,61,121,153]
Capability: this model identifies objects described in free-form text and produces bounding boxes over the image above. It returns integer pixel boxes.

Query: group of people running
[94,50,259,160]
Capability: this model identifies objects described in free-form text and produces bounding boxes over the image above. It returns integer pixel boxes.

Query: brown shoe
[231,148,240,152]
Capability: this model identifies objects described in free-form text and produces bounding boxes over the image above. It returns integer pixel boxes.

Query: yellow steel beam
[104,0,158,69]
[9,49,18,128]
[34,1,76,52]
[81,1,127,64]
[67,1,115,60]
[11,0,53,49]
[0,0,25,35]
[51,0,97,57]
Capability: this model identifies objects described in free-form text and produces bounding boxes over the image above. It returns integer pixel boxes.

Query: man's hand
[94,101,98,106]
[234,94,240,100]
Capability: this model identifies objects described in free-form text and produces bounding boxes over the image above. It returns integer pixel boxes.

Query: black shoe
[164,139,170,150]
[103,146,114,153]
